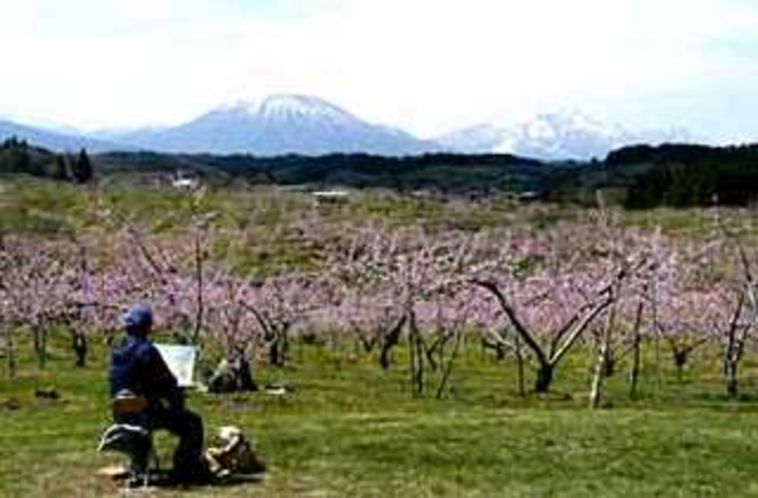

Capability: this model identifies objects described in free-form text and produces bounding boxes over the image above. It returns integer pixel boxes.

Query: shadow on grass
[113,470,265,492]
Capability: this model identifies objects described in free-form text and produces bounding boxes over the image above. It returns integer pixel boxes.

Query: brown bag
[205,426,266,477]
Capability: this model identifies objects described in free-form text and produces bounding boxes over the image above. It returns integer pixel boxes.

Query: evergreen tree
[48,154,70,181]
[71,148,93,183]
[2,138,32,174]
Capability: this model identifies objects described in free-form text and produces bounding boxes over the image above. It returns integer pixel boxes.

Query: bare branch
[473,279,548,366]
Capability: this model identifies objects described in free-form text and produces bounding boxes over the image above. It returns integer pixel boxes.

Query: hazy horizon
[3,0,758,143]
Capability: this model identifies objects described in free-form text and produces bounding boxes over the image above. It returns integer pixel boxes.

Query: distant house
[312,190,349,205]
[517,191,540,202]
[171,171,199,190]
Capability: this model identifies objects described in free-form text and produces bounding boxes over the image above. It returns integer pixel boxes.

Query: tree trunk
[475,277,621,396]
[725,360,739,399]
[629,338,641,399]
[629,300,644,400]
[379,342,393,370]
[590,300,616,409]
[723,337,744,400]
[723,336,738,399]
[267,330,289,367]
[435,330,462,399]
[651,284,662,390]
[723,293,747,401]
[76,244,90,368]
[72,331,88,368]
[589,340,609,409]
[379,315,405,370]
[268,340,280,366]
[408,311,424,396]
[515,334,526,397]
[674,350,687,383]
[535,363,554,393]
[193,232,204,344]
[4,327,14,379]
[33,324,48,370]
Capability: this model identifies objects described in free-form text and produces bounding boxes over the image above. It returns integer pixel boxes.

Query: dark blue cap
[121,303,153,335]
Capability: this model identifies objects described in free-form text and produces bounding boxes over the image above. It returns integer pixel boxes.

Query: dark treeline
[0,137,92,183]
[541,143,758,208]
[6,137,758,207]
[608,143,758,208]
[96,151,548,194]
[92,145,758,205]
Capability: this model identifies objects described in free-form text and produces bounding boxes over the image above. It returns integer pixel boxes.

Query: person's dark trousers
[148,408,205,477]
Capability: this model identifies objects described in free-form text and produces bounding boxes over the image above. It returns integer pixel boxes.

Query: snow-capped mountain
[114,94,436,156]
[436,111,692,160]
[2,99,695,160]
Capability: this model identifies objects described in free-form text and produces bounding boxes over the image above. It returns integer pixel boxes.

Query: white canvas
[154,344,197,388]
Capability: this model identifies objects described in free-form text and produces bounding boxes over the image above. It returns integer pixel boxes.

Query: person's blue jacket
[110,333,184,412]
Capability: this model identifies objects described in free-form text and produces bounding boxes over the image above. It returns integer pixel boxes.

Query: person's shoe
[126,473,151,489]
[170,463,216,486]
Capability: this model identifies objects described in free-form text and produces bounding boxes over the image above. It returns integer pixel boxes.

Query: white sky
[2,0,758,141]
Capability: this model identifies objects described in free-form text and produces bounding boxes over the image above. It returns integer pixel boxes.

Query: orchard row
[1,205,755,403]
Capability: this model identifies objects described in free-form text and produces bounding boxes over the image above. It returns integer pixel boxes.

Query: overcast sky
[2,0,758,141]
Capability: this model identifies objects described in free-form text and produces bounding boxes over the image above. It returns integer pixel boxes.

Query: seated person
[206,350,258,394]
[109,303,209,483]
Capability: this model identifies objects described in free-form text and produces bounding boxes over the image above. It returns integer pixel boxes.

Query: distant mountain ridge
[0,120,128,153]
[436,111,693,160]
[112,94,437,156]
[1,97,694,159]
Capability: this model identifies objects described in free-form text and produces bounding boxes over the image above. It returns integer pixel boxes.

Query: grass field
[4,181,758,497]
[4,332,758,498]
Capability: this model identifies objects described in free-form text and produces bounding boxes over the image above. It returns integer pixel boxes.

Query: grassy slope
[3,333,758,497]
[4,183,758,496]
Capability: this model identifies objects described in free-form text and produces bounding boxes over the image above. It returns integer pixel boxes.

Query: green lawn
[3,335,758,497]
